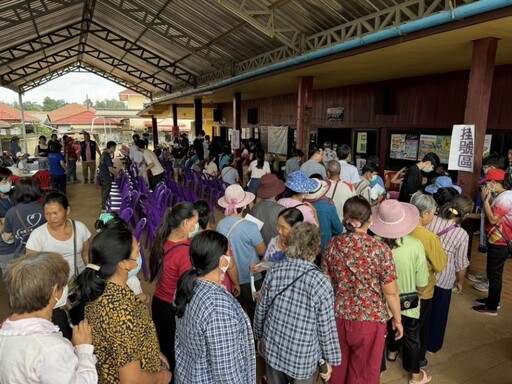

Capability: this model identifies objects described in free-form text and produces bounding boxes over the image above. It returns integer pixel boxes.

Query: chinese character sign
[448,125,475,172]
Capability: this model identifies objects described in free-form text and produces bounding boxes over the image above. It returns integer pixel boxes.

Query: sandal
[386,350,399,362]
[409,369,432,384]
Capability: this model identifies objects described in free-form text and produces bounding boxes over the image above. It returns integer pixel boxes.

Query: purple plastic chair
[119,208,135,229]
[134,218,149,281]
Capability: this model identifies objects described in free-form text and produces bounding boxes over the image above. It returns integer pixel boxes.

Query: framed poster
[418,134,451,163]
[390,133,419,160]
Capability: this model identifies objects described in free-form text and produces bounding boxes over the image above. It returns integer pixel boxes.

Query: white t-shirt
[203,161,218,176]
[143,149,164,176]
[129,145,144,165]
[26,220,91,279]
[248,160,270,179]
[339,160,361,184]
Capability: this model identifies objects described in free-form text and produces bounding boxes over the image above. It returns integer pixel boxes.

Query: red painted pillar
[296,76,314,156]
[458,37,498,200]
[233,92,242,158]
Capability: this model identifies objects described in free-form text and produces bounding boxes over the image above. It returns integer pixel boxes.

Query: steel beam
[78,0,97,63]
[101,0,227,67]
[0,0,84,30]
[19,64,82,92]
[217,0,303,52]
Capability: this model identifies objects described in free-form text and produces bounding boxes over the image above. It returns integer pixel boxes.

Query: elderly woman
[217,185,266,322]
[409,193,448,368]
[322,196,403,384]
[174,231,255,383]
[278,171,319,225]
[372,200,430,384]
[255,222,341,383]
[426,194,472,352]
[78,218,171,384]
[148,202,199,377]
[0,252,97,383]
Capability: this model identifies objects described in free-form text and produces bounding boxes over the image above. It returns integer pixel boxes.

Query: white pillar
[18,91,28,153]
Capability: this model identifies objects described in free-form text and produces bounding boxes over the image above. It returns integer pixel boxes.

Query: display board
[418,134,451,163]
[267,126,288,154]
[390,133,419,160]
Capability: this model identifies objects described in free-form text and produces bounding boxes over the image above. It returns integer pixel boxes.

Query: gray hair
[326,160,340,176]
[285,222,320,261]
[410,192,437,215]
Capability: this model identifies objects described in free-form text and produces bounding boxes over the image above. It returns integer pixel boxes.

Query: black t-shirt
[98,150,114,180]
[398,164,422,203]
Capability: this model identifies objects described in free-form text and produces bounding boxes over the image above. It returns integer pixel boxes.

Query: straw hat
[218,185,255,215]
[257,174,285,199]
[370,200,419,239]
[303,179,330,202]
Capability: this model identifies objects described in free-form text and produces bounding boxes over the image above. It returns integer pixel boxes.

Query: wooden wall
[218,64,512,132]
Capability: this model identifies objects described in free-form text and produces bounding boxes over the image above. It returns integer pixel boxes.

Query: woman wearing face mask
[355,163,383,206]
[174,230,256,384]
[0,167,14,279]
[77,218,171,384]
[399,152,440,203]
[148,202,199,380]
[0,252,97,383]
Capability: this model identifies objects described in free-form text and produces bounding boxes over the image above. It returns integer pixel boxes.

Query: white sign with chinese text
[231,129,240,150]
[448,125,475,172]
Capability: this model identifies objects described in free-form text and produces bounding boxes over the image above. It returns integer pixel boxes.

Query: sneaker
[84,179,88,184]
[467,273,486,283]
[473,281,489,292]
[419,358,428,368]
[471,305,497,316]
[90,179,94,184]
[475,298,500,309]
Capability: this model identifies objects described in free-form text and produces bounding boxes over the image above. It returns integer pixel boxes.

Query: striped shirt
[427,216,470,290]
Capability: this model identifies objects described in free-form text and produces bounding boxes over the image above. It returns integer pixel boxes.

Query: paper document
[370,183,385,201]
[245,214,264,231]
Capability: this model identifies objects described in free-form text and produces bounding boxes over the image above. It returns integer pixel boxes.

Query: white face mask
[188,222,200,239]
[54,285,69,309]
[219,255,231,274]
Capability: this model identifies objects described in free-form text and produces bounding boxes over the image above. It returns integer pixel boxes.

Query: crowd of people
[0,133,511,384]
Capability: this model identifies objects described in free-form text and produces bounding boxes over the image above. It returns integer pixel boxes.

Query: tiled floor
[1,178,511,383]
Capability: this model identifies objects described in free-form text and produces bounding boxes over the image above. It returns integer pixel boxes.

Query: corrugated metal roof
[0,0,460,99]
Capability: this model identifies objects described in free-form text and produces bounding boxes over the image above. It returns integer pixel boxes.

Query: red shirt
[322,231,397,323]
[153,240,191,303]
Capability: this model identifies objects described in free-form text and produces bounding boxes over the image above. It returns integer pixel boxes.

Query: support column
[18,91,28,153]
[194,98,203,137]
[172,104,179,139]
[378,127,388,176]
[296,76,314,157]
[151,116,158,147]
[459,37,498,200]
[233,92,242,157]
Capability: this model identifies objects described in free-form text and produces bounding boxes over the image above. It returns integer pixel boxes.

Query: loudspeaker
[247,108,258,124]
[375,86,395,115]
[213,109,221,122]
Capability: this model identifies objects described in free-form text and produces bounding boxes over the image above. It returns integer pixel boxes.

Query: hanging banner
[483,134,492,158]
[231,129,240,150]
[448,124,475,172]
[327,107,344,122]
[267,126,288,154]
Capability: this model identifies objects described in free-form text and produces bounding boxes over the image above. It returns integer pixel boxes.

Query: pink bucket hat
[218,185,255,216]
[370,200,419,239]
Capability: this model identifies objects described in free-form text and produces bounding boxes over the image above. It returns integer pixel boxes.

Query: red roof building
[48,103,95,123]
[51,110,120,126]
[0,102,39,123]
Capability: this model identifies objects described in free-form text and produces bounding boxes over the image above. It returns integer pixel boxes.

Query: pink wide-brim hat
[370,200,419,239]
[218,185,255,210]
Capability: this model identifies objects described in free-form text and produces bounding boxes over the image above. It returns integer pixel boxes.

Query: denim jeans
[66,159,78,181]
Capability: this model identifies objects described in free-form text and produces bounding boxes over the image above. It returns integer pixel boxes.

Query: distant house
[118,89,151,130]
[0,102,39,135]
[49,103,121,133]
[26,111,51,126]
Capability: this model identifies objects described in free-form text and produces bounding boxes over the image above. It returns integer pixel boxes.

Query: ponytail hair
[193,200,210,230]
[439,194,473,224]
[76,218,133,302]
[174,231,228,318]
[256,149,265,169]
[342,196,371,232]
[149,202,196,283]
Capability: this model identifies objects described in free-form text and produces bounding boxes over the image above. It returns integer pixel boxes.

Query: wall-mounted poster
[418,134,451,164]
[327,107,344,122]
[267,126,288,154]
[390,133,419,160]
[356,132,367,153]
[483,134,492,158]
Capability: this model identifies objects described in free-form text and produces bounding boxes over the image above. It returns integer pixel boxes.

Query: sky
[0,72,126,105]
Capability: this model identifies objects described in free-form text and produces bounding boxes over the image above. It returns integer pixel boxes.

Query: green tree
[22,101,43,111]
[94,98,127,109]
[42,97,67,111]
[84,97,93,108]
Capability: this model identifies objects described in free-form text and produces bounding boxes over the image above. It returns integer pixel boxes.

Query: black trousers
[486,244,509,310]
[419,298,432,361]
[50,174,66,194]
[150,172,164,191]
[100,178,112,210]
[152,296,176,382]
[387,315,421,374]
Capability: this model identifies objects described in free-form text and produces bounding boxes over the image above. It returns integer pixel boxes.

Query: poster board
[418,134,451,163]
[448,125,475,172]
[390,133,419,160]
[231,129,240,150]
[356,132,367,154]
[483,134,492,158]
[267,126,288,154]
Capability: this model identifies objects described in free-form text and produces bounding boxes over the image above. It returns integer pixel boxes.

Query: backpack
[355,179,371,202]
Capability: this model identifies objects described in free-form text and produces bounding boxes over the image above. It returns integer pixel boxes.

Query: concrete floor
[1,179,511,384]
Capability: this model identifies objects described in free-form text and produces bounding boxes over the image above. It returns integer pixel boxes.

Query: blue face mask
[0,183,11,194]
[188,222,200,239]
[128,254,142,278]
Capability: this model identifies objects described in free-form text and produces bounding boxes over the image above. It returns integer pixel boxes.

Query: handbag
[399,292,420,311]
[493,224,512,255]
